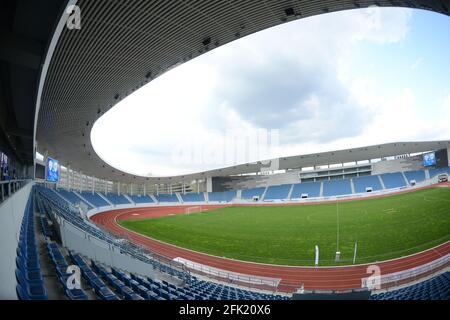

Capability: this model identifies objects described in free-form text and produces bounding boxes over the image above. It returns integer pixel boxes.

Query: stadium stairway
[260,186,268,201]
[378,175,386,189]
[123,194,134,204]
[98,193,114,206]
[80,192,109,207]
[72,191,95,208]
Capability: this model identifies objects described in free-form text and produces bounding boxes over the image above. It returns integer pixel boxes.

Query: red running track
[91,186,450,292]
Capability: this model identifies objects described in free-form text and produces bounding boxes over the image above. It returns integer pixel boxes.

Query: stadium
[1,0,449,304]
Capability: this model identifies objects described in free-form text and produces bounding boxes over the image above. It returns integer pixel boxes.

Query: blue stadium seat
[96,287,119,300]
[290,182,321,199]
[353,175,382,193]
[208,191,236,202]
[380,172,407,189]
[56,189,92,209]
[15,195,48,300]
[80,192,109,207]
[403,170,426,183]
[429,166,450,178]
[129,194,154,203]
[37,185,292,301]
[102,193,131,205]
[264,184,292,200]
[155,194,179,203]
[370,272,450,300]
[241,187,266,200]
[322,179,352,196]
[65,288,88,300]
[181,192,205,202]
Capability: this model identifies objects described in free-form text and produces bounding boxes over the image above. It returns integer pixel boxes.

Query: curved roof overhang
[35,0,450,184]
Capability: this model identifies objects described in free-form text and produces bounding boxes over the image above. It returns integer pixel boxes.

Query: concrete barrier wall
[58,218,156,279]
[0,182,33,299]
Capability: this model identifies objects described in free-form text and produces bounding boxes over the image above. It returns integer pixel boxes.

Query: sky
[91,7,450,177]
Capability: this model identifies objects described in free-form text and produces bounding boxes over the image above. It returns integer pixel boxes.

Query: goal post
[185,206,203,214]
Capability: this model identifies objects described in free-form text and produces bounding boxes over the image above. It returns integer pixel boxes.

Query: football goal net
[185,206,203,214]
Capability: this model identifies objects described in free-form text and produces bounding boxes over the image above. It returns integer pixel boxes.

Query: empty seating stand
[290,182,321,199]
[241,187,266,200]
[322,179,352,197]
[264,184,291,200]
[353,175,382,193]
[404,170,426,183]
[46,241,88,300]
[103,193,131,205]
[181,192,205,202]
[129,194,154,203]
[80,192,109,207]
[370,272,450,300]
[56,189,92,209]
[429,166,450,179]
[88,260,289,301]
[208,191,236,202]
[380,172,406,189]
[155,194,179,203]
[15,194,48,300]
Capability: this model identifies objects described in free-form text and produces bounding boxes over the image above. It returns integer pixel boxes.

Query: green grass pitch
[119,188,450,266]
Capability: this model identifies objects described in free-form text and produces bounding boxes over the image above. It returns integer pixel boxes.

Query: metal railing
[173,257,281,292]
[0,179,29,204]
[362,252,450,291]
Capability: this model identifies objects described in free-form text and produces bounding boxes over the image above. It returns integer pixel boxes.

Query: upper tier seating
[290,182,321,199]
[380,172,406,189]
[429,166,450,178]
[404,170,426,183]
[56,189,92,209]
[102,193,131,205]
[181,192,205,202]
[208,191,236,202]
[129,195,154,204]
[264,184,292,200]
[241,187,266,200]
[322,179,352,197]
[353,175,383,193]
[80,192,109,207]
[155,194,179,203]
[370,272,450,300]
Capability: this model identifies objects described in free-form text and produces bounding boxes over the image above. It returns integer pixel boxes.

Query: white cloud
[91,7,448,177]
[411,57,423,70]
